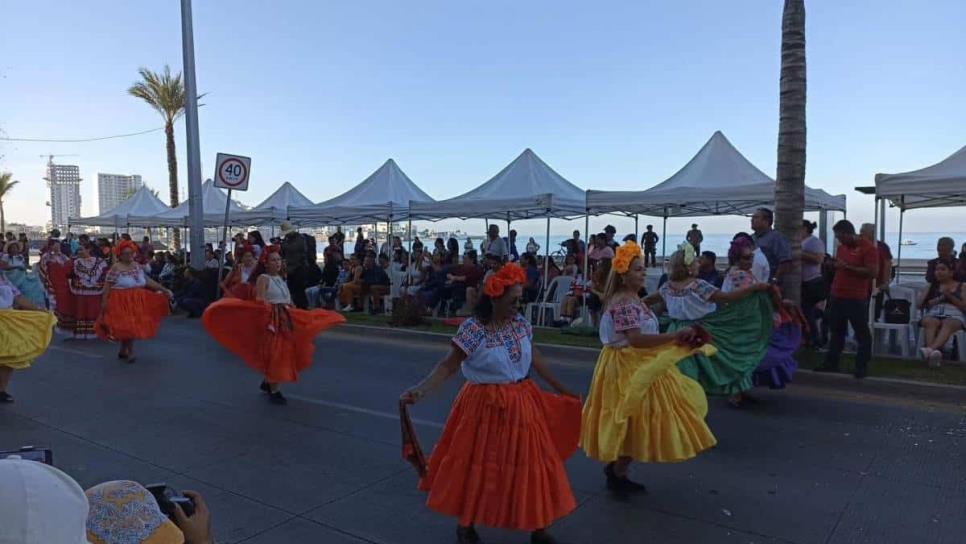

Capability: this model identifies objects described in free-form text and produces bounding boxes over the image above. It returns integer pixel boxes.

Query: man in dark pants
[642,225,659,267]
[280,222,309,309]
[817,220,878,378]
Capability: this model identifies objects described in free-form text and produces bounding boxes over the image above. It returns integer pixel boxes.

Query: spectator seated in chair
[443,250,483,317]
[338,255,365,311]
[521,253,542,304]
[173,267,210,318]
[418,255,449,315]
[307,257,343,309]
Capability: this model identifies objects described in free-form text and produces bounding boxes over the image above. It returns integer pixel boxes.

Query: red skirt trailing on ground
[94,289,169,341]
[201,298,345,383]
[418,379,580,531]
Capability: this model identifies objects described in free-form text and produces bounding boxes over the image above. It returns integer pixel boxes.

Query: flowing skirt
[228,282,256,300]
[41,261,101,339]
[201,298,345,383]
[0,310,57,369]
[94,288,169,341]
[753,319,802,389]
[672,293,774,396]
[581,343,718,463]
[419,380,579,531]
[4,269,47,308]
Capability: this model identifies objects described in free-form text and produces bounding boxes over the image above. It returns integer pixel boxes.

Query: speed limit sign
[213,153,251,191]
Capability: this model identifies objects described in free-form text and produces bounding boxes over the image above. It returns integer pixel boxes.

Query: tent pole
[538,216,551,326]
[818,209,829,247]
[896,201,905,277]
[634,214,639,241]
[661,210,668,261]
[581,211,590,324]
[215,189,232,298]
[878,198,886,242]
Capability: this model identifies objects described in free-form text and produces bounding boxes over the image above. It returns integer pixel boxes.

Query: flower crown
[612,241,642,274]
[114,239,139,257]
[483,263,527,298]
[678,242,696,266]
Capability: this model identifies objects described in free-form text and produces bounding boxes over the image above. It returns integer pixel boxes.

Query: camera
[145,483,196,518]
[0,446,53,465]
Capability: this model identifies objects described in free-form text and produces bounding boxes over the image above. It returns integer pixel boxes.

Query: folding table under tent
[874,141,966,267]
[586,131,847,256]
[230,181,314,227]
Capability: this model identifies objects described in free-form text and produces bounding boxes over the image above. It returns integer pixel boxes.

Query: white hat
[0,458,90,544]
[280,221,295,234]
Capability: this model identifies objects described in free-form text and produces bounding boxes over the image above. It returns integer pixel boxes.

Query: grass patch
[342,312,966,386]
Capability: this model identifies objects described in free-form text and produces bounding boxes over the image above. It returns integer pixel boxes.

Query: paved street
[3,316,964,544]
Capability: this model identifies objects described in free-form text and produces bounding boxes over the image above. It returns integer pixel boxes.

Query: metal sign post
[212,153,251,297]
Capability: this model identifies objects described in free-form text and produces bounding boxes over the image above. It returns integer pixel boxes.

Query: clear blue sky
[1,0,964,238]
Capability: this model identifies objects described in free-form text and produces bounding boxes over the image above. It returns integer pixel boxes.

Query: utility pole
[180,0,205,269]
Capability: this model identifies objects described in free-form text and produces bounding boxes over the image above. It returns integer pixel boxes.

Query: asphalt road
[2,316,964,544]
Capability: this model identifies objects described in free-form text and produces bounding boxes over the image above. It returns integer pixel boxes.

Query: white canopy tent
[587,131,847,254]
[409,148,586,221]
[288,159,434,226]
[874,142,966,266]
[231,181,313,226]
[71,186,171,229]
[129,179,246,227]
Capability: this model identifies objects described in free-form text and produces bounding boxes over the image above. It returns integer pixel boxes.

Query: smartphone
[145,483,196,518]
[0,446,53,465]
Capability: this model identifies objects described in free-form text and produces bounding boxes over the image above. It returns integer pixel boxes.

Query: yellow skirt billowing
[580,342,718,463]
[0,309,57,369]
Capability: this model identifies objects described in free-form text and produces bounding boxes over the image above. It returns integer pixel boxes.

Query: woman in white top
[918,260,966,367]
[651,245,772,408]
[202,249,345,405]
[94,240,172,363]
[401,263,578,544]
[0,274,55,403]
[581,241,716,499]
[526,237,540,255]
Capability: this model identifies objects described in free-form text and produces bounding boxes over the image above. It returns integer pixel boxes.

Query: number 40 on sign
[213,153,251,192]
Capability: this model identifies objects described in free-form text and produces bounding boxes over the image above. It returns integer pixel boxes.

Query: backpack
[882,293,911,324]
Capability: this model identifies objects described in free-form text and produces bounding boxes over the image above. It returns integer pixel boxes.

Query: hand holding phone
[0,446,53,465]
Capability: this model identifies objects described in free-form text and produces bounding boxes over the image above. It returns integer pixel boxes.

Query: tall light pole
[180,0,205,269]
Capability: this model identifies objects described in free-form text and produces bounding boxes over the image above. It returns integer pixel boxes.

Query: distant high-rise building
[98,173,143,214]
[45,161,82,229]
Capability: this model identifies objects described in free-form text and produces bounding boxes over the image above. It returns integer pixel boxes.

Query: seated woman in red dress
[94,240,172,363]
[220,243,260,300]
[202,248,345,405]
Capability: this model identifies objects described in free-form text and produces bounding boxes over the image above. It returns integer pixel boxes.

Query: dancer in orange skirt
[202,248,345,405]
[401,263,581,544]
[94,239,172,363]
[220,242,260,300]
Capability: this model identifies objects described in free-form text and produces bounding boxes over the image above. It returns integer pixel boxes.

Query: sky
[1,0,964,240]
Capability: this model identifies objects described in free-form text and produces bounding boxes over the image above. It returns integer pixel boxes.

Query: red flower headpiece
[114,239,139,257]
[235,241,255,259]
[259,244,282,264]
[483,263,527,298]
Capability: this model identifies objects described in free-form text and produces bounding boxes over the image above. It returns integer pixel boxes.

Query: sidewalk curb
[335,324,966,404]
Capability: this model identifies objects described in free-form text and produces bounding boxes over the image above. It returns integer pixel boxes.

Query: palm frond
[0,172,19,198]
[128,65,188,123]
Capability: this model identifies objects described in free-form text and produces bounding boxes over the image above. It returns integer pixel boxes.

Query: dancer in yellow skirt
[0,274,56,403]
[580,241,718,496]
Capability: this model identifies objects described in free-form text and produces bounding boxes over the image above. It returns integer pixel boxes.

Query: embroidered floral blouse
[721,269,758,294]
[599,297,659,347]
[105,266,146,290]
[659,278,719,321]
[452,314,533,384]
[69,257,107,295]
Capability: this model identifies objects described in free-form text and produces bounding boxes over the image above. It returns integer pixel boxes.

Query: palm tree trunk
[775,0,806,305]
[1,201,5,235]
[165,120,181,249]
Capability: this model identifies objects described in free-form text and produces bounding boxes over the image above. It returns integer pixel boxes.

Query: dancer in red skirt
[40,240,107,339]
[202,248,345,405]
[401,263,580,544]
[220,242,260,300]
[94,239,172,362]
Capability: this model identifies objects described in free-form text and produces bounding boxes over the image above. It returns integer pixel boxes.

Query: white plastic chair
[526,276,573,326]
[871,285,918,358]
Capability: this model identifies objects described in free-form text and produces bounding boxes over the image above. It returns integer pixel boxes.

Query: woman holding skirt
[0,274,56,403]
[652,244,773,408]
[401,263,580,544]
[202,248,345,405]
[581,241,718,497]
[94,240,172,363]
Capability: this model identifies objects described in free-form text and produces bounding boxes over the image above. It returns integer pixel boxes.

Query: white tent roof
[130,179,245,227]
[409,148,585,220]
[587,131,846,217]
[72,185,171,227]
[231,182,314,226]
[875,143,966,210]
[288,159,434,225]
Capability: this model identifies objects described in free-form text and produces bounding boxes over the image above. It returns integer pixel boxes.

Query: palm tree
[774,0,806,304]
[128,65,187,247]
[0,172,19,234]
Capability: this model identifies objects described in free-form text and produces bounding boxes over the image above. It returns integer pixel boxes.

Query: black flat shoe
[0,391,14,403]
[260,381,271,393]
[269,391,287,405]
[456,526,482,544]
[531,530,560,544]
[605,462,647,495]
[126,356,137,364]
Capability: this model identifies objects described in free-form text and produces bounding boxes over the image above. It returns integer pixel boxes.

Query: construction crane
[39,153,79,165]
